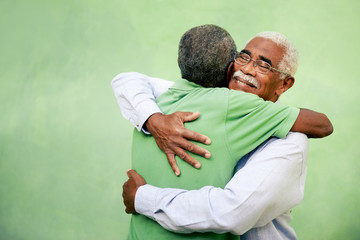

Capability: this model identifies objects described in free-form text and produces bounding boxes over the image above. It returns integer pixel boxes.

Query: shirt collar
[170,78,204,91]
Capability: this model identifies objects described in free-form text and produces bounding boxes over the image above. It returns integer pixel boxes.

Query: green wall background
[1,0,359,239]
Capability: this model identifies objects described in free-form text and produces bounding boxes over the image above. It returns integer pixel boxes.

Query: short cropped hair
[246,32,299,79]
[178,24,237,87]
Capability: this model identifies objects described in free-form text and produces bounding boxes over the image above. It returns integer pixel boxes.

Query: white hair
[245,32,299,79]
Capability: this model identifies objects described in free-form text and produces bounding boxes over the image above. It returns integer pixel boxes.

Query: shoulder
[283,132,309,149]
[226,89,267,116]
[228,89,263,102]
[263,132,309,157]
[185,87,232,106]
[249,132,308,157]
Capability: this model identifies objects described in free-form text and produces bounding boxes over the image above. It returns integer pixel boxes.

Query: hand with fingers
[145,111,211,176]
[122,169,146,214]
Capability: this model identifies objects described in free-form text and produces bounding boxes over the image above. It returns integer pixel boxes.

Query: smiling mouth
[232,72,259,89]
[234,76,258,88]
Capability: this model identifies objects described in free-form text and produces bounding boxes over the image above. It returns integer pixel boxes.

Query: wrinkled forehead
[242,37,285,66]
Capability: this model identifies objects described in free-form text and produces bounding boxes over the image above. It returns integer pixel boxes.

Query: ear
[276,76,295,97]
[226,62,234,83]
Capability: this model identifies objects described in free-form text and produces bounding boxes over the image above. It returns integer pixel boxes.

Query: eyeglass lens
[235,53,271,74]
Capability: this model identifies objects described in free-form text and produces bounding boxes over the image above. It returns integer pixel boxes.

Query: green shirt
[129,79,299,240]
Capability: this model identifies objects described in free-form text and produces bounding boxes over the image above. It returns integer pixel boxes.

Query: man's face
[228,37,286,102]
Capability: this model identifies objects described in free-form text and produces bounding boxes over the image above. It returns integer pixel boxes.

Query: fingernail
[175,171,180,176]
[205,153,211,158]
[195,163,201,168]
[205,139,211,144]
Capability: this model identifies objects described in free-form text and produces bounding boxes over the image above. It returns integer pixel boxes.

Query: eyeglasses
[234,52,291,77]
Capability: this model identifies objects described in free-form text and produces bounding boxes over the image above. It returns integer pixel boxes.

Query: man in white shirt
[113,31,332,239]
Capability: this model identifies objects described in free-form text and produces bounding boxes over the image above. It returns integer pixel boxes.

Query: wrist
[145,113,163,134]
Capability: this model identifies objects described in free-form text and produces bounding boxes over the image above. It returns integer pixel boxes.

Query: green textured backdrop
[1,0,359,239]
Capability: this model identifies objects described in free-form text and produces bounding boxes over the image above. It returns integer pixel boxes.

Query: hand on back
[145,111,211,176]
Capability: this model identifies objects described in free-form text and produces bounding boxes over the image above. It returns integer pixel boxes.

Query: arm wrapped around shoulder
[290,108,333,138]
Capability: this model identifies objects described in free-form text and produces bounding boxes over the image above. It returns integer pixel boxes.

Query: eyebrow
[240,49,251,55]
[259,56,273,67]
[240,49,273,67]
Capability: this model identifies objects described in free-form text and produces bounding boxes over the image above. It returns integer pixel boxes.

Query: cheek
[259,82,278,99]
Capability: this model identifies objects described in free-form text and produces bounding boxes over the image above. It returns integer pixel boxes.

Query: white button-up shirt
[111,72,309,240]
[111,72,173,132]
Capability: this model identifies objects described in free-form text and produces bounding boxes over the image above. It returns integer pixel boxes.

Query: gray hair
[178,24,237,87]
[246,32,299,79]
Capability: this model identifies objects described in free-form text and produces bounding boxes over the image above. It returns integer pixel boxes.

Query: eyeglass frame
[234,52,291,77]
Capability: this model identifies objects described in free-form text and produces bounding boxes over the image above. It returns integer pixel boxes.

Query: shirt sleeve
[111,72,174,132]
[134,132,309,235]
[226,91,300,160]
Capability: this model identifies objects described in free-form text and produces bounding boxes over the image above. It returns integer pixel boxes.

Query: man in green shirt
[126,25,332,240]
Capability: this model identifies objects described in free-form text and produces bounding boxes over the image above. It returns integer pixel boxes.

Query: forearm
[135,133,308,235]
[111,72,173,132]
[291,108,333,138]
[135,184,243,234]
[136,183,286,235]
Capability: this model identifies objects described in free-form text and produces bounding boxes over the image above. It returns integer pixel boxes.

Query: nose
[240,60,256,76]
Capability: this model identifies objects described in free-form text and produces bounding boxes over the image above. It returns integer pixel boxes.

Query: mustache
[232,71,259,89]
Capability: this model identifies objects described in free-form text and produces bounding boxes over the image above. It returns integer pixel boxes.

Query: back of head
[246,32,299,79]
[178,24,237,87]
